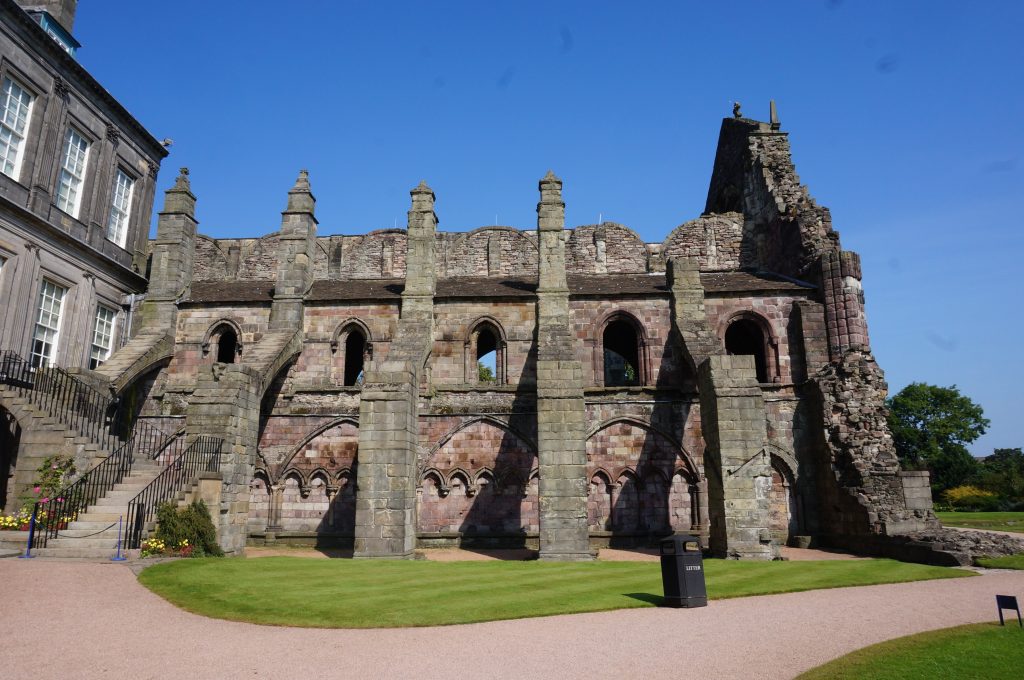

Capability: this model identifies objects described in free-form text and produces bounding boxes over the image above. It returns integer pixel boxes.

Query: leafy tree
[886,383,988,494]
[977,448,1024,501]
[478,362,495,383]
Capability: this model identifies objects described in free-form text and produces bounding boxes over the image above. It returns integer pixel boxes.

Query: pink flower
[51,463,58,469]
[33,487,40,494]
[40,497,49,504]
[56,497,63,503]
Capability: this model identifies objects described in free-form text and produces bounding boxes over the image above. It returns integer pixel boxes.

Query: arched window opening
[476,327,497,383]
[724,319,767,383]
[603,320,641,387]
[216,327,238,364]
[343,329,366,386]
[466,320,505,385]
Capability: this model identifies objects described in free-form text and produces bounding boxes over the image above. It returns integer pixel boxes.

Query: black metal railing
[125,436,222,549]
[0,350,169,458]
[29,426,186,549]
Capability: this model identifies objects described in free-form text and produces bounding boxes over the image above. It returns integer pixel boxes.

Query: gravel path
[1,559,1021,680]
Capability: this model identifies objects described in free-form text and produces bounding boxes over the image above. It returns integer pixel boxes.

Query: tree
[478,362,495,383]
[977,448,1024,501]
[886,383,989,494]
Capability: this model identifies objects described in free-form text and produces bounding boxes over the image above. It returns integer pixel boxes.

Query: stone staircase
[30,459,165,559]
[0,385,110,493]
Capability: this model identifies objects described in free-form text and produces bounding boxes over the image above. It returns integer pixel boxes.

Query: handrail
[125,436,222,549]
[0,350,170,456]
[30,428,189,549]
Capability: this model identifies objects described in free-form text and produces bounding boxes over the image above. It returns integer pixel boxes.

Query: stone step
[56,527,120,539]
[77,511,130,523]
[91,498,132,511]
[46,536,122,549]
[65,521,122,532]
[30,547,127,559]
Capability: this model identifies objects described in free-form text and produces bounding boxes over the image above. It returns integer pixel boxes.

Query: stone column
[534,171,591,561]
[29,77,69,216]
[697,355,776,559]
[268,483,284,530]
[85,124,119,245]
[353,182,437,559]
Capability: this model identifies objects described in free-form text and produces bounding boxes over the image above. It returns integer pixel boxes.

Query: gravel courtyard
[0,558,1021,679]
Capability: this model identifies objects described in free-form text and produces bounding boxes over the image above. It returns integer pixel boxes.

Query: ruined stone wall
[662,214,747,271]
[704,294,809,384]
[431,300,536,386]
[569,297,682,387]
[812,348,937,539]
[439,228,539,278]
[159,304,272,401]
[418,416,538,537]
[295,302,397,388]
[566,224,648,274]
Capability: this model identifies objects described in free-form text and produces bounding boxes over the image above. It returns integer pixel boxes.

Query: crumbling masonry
[11,110,970,561]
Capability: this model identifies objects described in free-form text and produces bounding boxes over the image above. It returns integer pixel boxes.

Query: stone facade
[3,86,965,559]
[0,0,166,507]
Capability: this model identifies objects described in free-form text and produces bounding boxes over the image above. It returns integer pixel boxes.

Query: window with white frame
[90,304,116,369]
[30,279,67,368]
[106,168,134,247]
[0,76,33,181]
[56,127,89,217]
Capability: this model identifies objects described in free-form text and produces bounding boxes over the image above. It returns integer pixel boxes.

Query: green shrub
[942,485,1002,512]
[155,500,223,557]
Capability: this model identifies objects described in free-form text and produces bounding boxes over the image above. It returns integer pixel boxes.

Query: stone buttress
[667,257,775,559]
[183,171,312,553]
[352,182,437,559]
[534,172,591,561]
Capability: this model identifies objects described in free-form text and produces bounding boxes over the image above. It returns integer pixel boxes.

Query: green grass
[796,623,1024,679]
[137,556,972,628]
[936,511,1024,533]
[977,553,1024,570]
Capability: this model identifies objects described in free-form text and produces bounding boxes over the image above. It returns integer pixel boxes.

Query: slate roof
[185,271,813,304]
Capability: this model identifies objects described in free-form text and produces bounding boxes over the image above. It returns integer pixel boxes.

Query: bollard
[19,508,36,559]
[111,516,127,561]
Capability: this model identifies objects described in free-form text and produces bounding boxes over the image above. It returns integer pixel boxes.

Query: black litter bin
[659,534,707,608]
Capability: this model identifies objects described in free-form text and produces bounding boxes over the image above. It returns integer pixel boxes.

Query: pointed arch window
[466,319,506,385]
[203,322,241,364]
[599,314,648,387]
[332,321,372,387]
[724,316,775,383]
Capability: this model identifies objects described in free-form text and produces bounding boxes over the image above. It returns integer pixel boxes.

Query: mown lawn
[936,511,1024,533]
[796,623,1024,679]
[137,556,971,628]
[977,553,1024,570]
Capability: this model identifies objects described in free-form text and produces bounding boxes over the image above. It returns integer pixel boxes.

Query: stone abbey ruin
[97,110,946,561]
[16,105,1020,563]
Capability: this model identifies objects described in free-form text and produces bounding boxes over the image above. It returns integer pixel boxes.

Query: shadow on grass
[624,592,663,606]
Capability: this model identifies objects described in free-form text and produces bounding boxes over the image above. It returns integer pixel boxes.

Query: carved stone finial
[105,124,120,144]
[285,169,315,213]
[733,102,742,118]
[171,167,190,191]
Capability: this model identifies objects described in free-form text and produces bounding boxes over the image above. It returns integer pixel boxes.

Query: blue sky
[75,1,1022,454]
